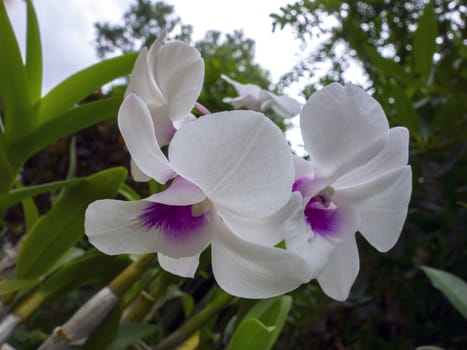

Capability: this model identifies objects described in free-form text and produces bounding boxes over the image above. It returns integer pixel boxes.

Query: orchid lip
[139,202,210,240]
[302,186,344,239]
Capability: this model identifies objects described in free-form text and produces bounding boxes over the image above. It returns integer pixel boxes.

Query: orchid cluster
[85,32,412,300]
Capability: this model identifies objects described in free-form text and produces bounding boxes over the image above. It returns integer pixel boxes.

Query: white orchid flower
[284,83,412,301]
[85,94,311,298]
[221,75,301,119]
[126,30,204,146]
[125,31,204,181]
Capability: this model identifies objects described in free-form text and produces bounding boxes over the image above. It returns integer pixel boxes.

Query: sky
[6,0,303,94]
[6,0,311,153]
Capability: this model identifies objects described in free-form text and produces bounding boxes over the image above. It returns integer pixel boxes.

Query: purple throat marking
[304,198,342,238]
[139,202,209,240]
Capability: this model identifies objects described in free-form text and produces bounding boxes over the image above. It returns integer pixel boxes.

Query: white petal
[300,83,389,177]
[292,157,332,201]
[147,29,168,64]
[118,94,176,184]
[333,127,409,188]
[317,235,359,301]
[221,75,262,98]
[293,155,314,179]
[148,104,176,147]
[223,95,262,111]
[153,42,204,121]
[218,192,302,246]
[284,202,360,277]
[169,111,294,217]
[146,176,206,205]
[158,253,199,278]
[334,166,412,252]
[211,220,312,298]
[260,91,301,118]
[85,199,213,258]
[125,48,164,105]
[130,159,151,182]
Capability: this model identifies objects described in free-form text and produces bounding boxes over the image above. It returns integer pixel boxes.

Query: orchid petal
[293,155,314,179]
[260,91,301,118]
[335,166,412,252]
[317,235,359,301]
[169,111,294,217]
[218,192,302,246]
[221,75,262,98]
[153,42,204,121]
[333,127,409,188]
[146,177,206,206]
[300,83,389,177]
[158,253,199,278]
[211,220,311,298]
[130,159,151,182]
[223,95,262,111]
[118,94,176,184]
[125,48,158,104]
[284,202,359,277]
[85,199,213,258]
[148,104,176,147]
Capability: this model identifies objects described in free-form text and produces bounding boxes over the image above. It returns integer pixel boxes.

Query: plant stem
[36,254,155,350]
[123,270,171,323]
[153,290,234,350]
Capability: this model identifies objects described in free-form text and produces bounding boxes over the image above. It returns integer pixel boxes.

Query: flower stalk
[123,270,172,323]
[153,290,234,350]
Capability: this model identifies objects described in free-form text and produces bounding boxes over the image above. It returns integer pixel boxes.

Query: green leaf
[228,296,292,350]
[363,43,413,86]
[0,178,83,212]
[0,279,39,295]
[12,180,40,231]
[166,285,196,317]
[16,167,127,279]
[25,0,42,103]
[38,249,130,298]
[227,318,275,350]
[0,1,33,141]
[118,183,141,201]
[21,194,39,232]
[37,53,137,123]
[413,1,438,83]
[421,266,467,319]
[10,96,122,162]
[106,323,157,350]
[387,84,422,139]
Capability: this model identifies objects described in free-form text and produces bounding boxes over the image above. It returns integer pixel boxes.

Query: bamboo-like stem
[153,290,234,350]
[36,254,155,350]
[0,290,46,344]
[123,270,171,323]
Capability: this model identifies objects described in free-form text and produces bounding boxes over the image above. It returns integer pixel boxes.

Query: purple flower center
[304,198,342,238]
[139,202,210,240]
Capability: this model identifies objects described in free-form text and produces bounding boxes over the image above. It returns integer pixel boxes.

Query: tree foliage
[94,0,271,112]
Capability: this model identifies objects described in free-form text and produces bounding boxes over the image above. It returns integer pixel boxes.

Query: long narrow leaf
[422,266,467,319]
[228,296,292,350]
[14,181,40,231]
[0,1,33,141]
[10,96,122,162]
[413,1,437,83]
[37,53,137,122]
[25,0,42,103]
[16,167,127,279]
[0,178,83,212]
[0,279,39,295]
